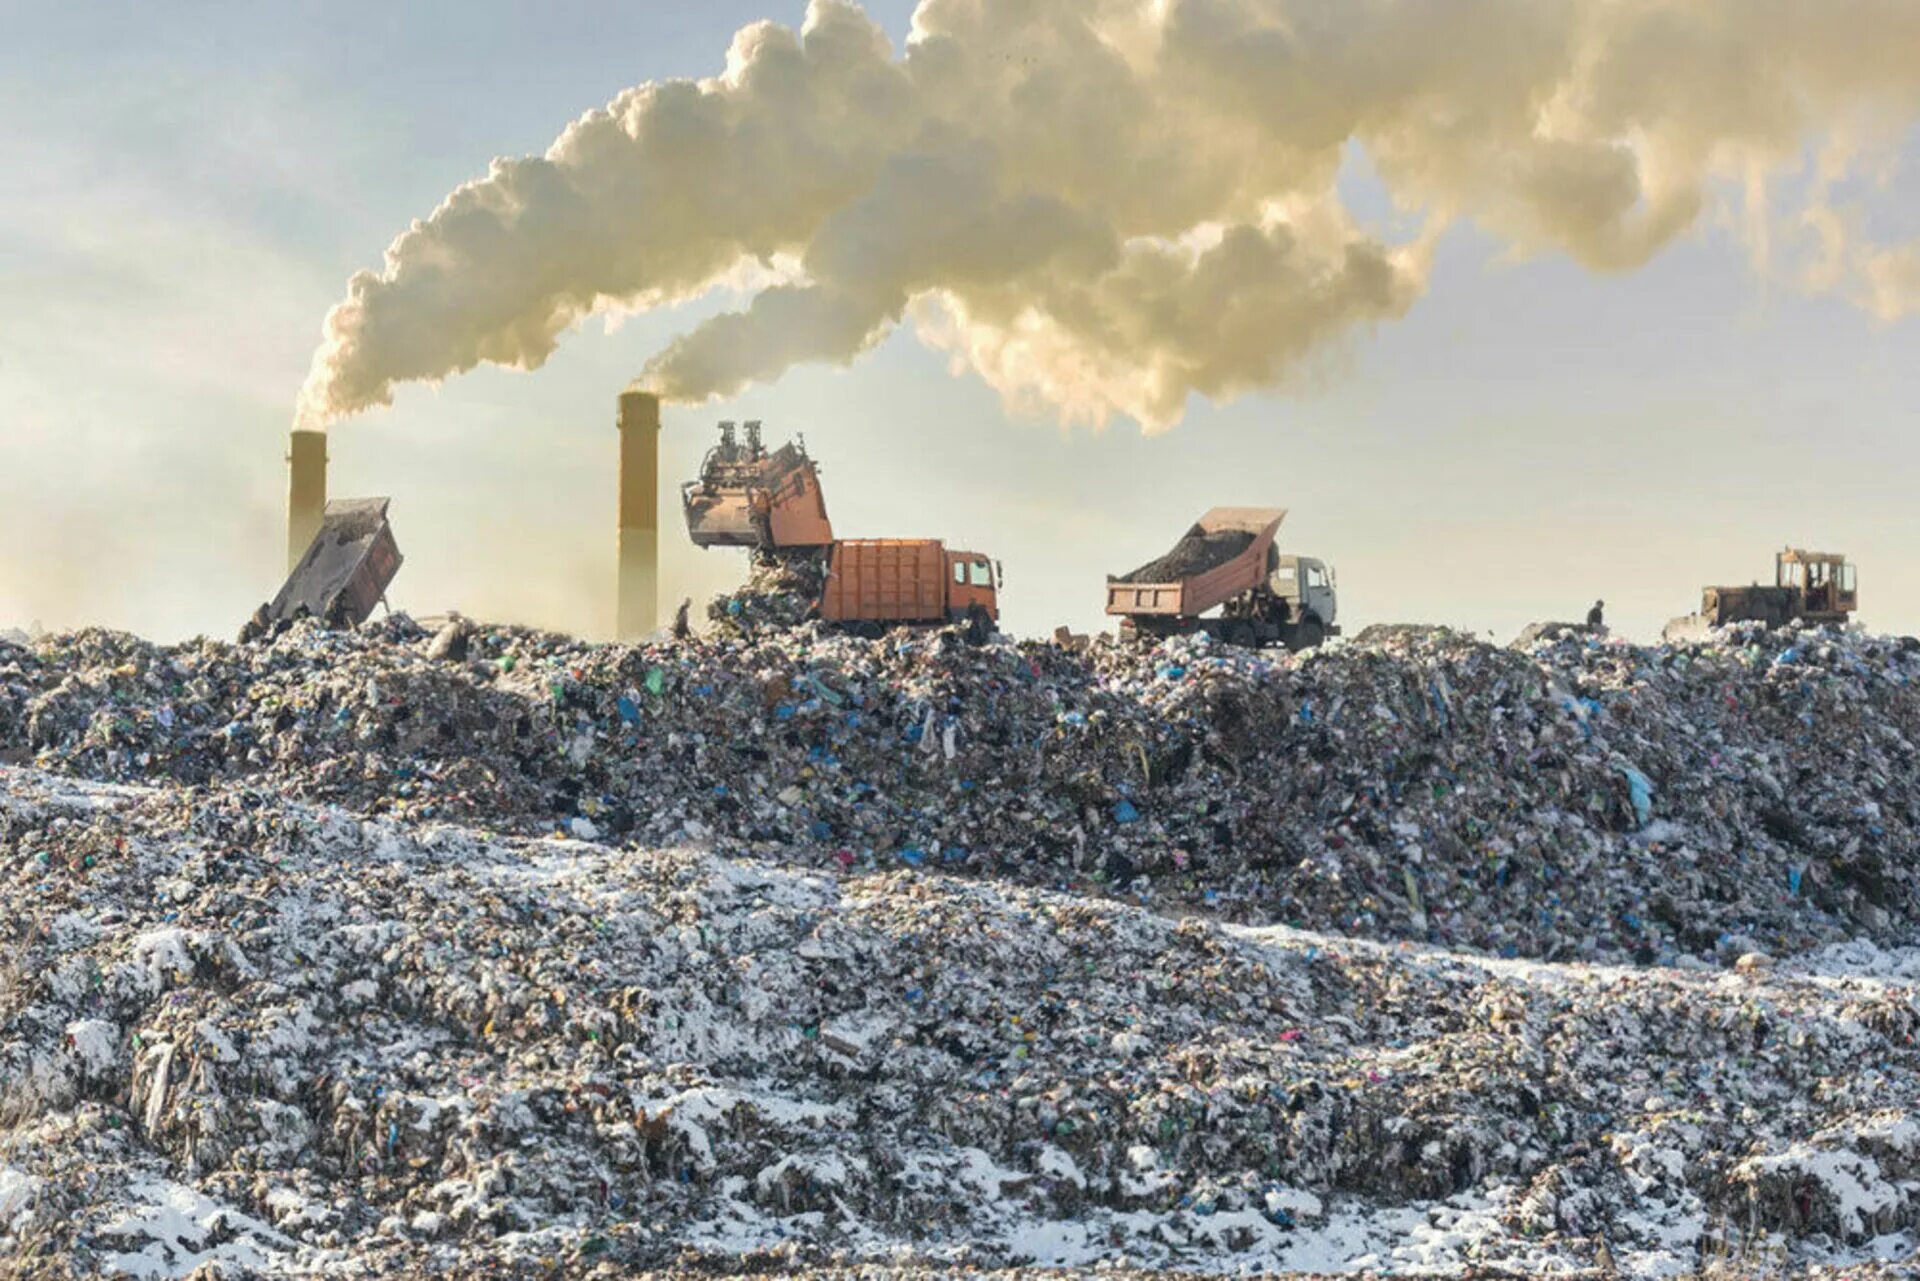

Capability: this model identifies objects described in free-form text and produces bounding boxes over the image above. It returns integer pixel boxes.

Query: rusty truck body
[267,497,403,628]
[1107,507,1338,650]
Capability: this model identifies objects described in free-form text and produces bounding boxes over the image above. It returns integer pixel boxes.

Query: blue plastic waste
[1618,765,1654,828]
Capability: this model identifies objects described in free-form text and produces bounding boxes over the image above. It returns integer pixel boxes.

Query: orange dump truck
[683,421,1002,640]
[1107,506,1339,650]
[819,539,999,642]
[682,421,835,555]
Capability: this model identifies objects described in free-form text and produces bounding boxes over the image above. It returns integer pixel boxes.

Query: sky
[1,0,1916,647]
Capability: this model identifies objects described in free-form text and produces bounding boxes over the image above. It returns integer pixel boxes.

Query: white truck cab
[1270,553,1338,635]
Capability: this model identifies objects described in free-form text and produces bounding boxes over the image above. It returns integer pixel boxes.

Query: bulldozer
[681,420,834,559]
[1663,548,1858,643]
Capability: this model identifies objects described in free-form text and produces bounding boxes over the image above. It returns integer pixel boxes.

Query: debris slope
[5,768,1920,1276]
[6,620,1920,1275]
[5,620,1920,963]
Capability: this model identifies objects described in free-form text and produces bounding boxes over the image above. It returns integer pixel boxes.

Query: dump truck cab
[946,549,1000,623]
[1777,548,1856,622]
[1270,554,1337,635]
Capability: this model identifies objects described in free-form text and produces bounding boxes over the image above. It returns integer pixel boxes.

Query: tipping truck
[1663,548,1858,643]
[1107,507,1338,650]
[260,498,403,630]
[682,420,834,557]
[684,421,1001,641]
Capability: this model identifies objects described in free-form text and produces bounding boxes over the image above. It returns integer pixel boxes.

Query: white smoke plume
[298,0,1920,431]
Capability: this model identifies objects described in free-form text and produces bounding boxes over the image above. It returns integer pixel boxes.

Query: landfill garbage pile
[6,765,1920,1277]
[708,556,830,638]
[1114,529,1256,583]
[7,619,1920,967]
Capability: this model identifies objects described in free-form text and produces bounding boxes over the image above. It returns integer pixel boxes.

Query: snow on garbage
[7,617,1920,964]
[3,618,1920,1273]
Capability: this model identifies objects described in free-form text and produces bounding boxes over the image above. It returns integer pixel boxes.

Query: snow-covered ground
[4,766,1920,1277]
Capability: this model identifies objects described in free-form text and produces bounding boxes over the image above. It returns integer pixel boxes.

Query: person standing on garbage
[1587,600,1605,628]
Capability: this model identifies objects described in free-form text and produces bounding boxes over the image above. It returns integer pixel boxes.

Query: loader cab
[1777,548,1856,623]
[1270,553,1337,628]
[946,550,1000,621]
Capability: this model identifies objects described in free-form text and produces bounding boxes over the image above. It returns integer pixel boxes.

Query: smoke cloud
[298,0,1920,431]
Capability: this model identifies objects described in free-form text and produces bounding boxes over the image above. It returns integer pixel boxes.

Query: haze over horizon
[3,0,1917,647]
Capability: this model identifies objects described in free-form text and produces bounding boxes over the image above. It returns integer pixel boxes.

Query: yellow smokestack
[288,429,328,573]
[616,389,660,639]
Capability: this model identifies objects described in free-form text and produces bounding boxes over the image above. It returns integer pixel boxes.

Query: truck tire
[963,605,995,646]
[1288,619,1326,652]
[1219,618,1257,648]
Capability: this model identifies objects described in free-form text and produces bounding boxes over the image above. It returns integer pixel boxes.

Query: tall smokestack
[616,389,660,639]
[287,429,328,573]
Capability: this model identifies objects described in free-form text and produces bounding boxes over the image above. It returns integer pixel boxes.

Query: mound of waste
[708,557,830,638]
[1114,529,1257,584]
[5,618,1920,966]
[5,767,1920,1276]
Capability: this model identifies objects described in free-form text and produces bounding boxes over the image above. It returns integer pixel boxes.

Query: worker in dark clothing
[1587,600,1605,628]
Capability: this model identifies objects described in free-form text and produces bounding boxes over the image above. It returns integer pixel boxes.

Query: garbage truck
[1663,548,1858,643]
[684,421,1001,641]
[682,421,834,557]
[1106,507,1338,650]
[819,540,999,643]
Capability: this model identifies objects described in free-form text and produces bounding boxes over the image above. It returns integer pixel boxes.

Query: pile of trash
[5,765,1920,1276]
[1114,528,1255,583]
[5,619,1920,966]
[707,556,830,638]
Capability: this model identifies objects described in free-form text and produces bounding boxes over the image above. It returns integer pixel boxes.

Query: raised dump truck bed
[681,422,834,553]
[268,497,402,627]
[1107,506,1338,650]
[1108,508,1287,620]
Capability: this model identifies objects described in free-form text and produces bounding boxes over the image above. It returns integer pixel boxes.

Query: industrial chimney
[287,429,328,573]
[616,389,660,639]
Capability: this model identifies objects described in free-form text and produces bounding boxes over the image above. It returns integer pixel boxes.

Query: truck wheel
[1289,620,1326,652]
[963,605,994,646]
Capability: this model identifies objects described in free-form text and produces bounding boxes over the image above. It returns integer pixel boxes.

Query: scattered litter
[2,616,1919,1273]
